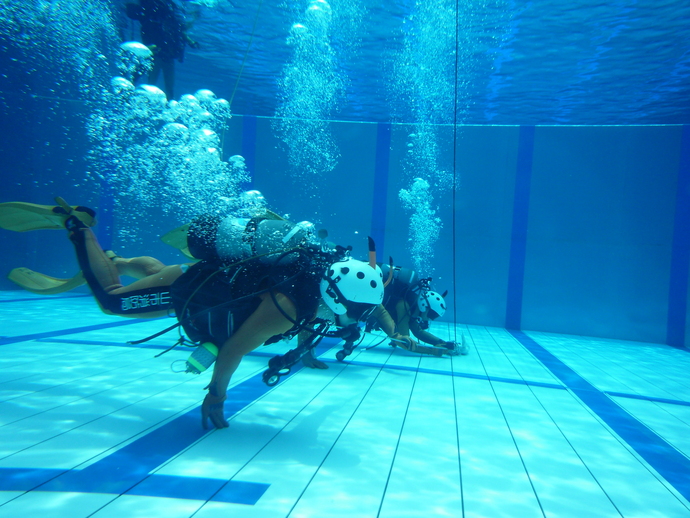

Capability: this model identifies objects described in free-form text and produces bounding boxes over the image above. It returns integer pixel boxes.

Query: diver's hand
[390,333,418,351]
[201,390,228,429]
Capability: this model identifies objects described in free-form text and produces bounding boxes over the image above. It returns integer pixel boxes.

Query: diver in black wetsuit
[125,0,199,99]
[0,199,389,430]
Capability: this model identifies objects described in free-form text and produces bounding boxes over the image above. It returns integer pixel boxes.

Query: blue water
[1,0,689,124]
[174,0,690,125]
[2,2,690,517]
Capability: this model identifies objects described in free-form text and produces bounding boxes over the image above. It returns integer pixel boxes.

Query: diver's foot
[55,197,96,228]
[301,352,329,369]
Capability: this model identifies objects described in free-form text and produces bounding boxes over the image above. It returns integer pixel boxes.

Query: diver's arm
[394,299,411,336]
[202,292,296,429]
[409,317,446,346]
[372,304,396,336]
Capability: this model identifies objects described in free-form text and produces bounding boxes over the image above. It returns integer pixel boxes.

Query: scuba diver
[375,262,467,355]
[301,262,468,368]
[0,198,389,430]
[125,0,199,99]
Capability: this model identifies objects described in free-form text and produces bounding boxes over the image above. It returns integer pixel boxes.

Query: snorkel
[367,236,394,287]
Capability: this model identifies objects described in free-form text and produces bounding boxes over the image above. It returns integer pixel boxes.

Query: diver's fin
[0,200,96,232]
[160,223,195,259]
[262,209,286,221]
[8,267,86,294]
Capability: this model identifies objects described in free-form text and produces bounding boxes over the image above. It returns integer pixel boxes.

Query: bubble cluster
[399,178,442,275]
[87,61,248,235]
[274,0,345,187]
[388,1,457,273]
[389,1,514,271]
[0,0,118,101]
[118,41,154,83]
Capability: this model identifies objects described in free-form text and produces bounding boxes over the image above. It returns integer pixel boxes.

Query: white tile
[89,494,203,518]
[0,492,22,507]
[283,367,419,518]
[492,382,621,518]
[2,296,690,518]
[453,377,544,518]
[378,371,463,518]
[532,386,690,518]
[0,491,115,518]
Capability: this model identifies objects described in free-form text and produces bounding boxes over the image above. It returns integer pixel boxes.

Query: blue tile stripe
[510,329,690,501]
[666,124,690,348]
[0,468,267,505]
[0,340,344,504]
[370,122,391,255]
[505,125,535,330]
[0,360,317,503]
[0,318,161,345]
[34,336,690,408]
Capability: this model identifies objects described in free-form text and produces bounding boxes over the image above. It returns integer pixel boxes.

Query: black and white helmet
[417,290,446,320]
[320,258,384,317]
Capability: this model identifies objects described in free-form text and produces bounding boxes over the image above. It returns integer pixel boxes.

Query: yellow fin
[8,267,86,294]
[0,201,96,232]
[161,223,195,259]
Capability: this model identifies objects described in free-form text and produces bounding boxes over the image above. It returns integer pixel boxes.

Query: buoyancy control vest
[170,254,324,347]
[379,263,422,317]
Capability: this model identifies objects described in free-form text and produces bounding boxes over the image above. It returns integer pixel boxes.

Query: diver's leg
[80,228,123,293]
[108,265,185,294]
[66,217,180,317]
[111,255,167,279]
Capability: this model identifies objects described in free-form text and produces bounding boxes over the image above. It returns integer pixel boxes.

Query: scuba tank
[380,263,418,287]
[187,213,316,264]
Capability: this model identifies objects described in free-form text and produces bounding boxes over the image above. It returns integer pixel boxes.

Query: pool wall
[1,95,687,347]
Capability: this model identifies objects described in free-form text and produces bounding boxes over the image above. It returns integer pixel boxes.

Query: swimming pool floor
[0,291,689,517]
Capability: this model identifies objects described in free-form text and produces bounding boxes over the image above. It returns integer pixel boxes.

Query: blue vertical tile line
[97,177,114,251]
[370,122,391,254]
[505,125,535,330]
[510,330,690,501]
[241,115,257,189]
[666,124,690,348]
